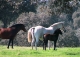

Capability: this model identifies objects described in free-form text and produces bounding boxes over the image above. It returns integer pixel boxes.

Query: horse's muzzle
[64,30,66,32]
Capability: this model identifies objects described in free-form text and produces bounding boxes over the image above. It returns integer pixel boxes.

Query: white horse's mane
[50,21,64,27]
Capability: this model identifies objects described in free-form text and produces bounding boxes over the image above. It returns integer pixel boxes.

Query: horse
[0,24,26,49]
[27,21,66,50]
[43,28,62,50]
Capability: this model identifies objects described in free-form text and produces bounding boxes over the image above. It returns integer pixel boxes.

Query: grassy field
[0,45,80,57]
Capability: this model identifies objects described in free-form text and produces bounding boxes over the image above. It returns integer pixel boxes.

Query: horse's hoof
[12,47,14,49]
[7,47,9,49]
[54,49,57,50]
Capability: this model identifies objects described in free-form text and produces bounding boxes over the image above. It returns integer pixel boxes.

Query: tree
[48,0,79,15]
[0,0,36,27]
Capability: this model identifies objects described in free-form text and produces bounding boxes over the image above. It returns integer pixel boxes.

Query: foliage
[0,0,36,27]
[72,11,80,29]
[58,31,79,47]
[48,0,73,15]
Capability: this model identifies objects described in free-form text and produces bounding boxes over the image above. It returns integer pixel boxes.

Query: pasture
[0,45,80,57]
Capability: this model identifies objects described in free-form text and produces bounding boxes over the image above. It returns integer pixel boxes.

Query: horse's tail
[27,27,35,43]
[27,29,32,43]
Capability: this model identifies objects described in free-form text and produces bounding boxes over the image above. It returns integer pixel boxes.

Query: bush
[58,30,79,47]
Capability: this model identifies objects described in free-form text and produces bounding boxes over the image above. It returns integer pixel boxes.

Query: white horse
[27,22,66,50]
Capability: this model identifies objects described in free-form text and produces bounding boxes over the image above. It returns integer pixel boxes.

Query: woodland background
[0,0,80,47]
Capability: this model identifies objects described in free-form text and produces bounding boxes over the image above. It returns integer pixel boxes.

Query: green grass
[0,45,80,57]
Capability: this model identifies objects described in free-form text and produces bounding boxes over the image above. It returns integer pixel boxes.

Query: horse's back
[34,26,44,37]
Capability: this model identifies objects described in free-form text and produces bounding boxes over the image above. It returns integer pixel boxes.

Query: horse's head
[20,24,27,32]
[61,23,66,32]
[54,28,62,35]
[58,29,62,35]
[50,21,66,32]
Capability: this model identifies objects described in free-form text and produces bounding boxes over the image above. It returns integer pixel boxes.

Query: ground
[0,45,80,57]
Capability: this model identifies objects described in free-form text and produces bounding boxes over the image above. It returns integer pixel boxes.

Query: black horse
[0,24,26,49]
[43,28,62,50]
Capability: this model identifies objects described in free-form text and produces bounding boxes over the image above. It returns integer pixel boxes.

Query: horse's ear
[61,21,65,23]
[24,25,26,27]
[59,28,60,29]
[60,28,62,31]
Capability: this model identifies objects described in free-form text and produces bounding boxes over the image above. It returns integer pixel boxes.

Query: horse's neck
[12,27,21,33]
[53,23,62,29]
[48,26,57,32]
[46,26,60,34]
[43,27,54,34]
[54,33,59,37]
[45,27,53,30]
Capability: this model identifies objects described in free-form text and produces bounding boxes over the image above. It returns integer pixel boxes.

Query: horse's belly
[43,30,54,34]
[0,35,10,39]
[0,33,11,39]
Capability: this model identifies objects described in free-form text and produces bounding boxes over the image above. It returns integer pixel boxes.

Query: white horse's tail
[27,27,35,43]
[27,30,32,43]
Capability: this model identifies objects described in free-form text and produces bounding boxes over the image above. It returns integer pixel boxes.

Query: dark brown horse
[0,24,26,49]
[43,28,62,50]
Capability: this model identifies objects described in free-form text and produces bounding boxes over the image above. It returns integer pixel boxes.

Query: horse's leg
[44,43,46,50]
[11,39,14,49]
[43,41,44,50]
[31,41,34,50]
[7,39,11,49]
[43,37,44,50]
[43,36,45,50]
[31,38,35,50]
[35,37,39,50]
[43,35,45,50]
[54,41,56,50]
[48,40,50,50]
[35,42,37,50]
[45,40,48,50]
[43,42,46,50]
[35,40,38,50]
[31,42,33,50]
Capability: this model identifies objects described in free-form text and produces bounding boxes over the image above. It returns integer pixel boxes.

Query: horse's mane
[54,28,61,33]
[10,24,24,28]
[50,21,64,27]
